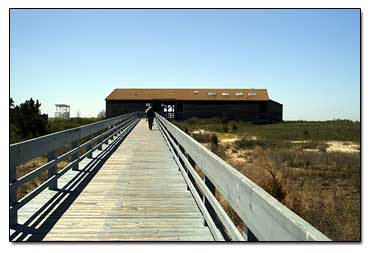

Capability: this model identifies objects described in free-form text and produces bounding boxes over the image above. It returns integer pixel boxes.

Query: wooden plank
[157,113,331,241]
[157,119,236,241]
[42,119,214,241]
[10,122,138,241]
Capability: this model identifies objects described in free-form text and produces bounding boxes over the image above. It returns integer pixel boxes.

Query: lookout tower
[55,104,70,119]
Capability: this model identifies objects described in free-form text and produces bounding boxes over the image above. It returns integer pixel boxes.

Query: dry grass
[220,143,360,241]
[183,119,360,241]
[16,155,70,200]
[14,135,102,200]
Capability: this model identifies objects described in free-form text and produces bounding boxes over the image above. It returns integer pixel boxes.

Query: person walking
[145,106,155,130]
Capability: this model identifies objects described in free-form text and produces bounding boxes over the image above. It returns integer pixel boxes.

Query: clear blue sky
[10,9,360,120]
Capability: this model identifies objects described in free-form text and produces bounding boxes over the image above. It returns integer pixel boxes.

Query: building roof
[55,104,70,107]
[106,88,269,101]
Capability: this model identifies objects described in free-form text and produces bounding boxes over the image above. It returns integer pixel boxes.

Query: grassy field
[172,117,361,241]
[47,117,101,133]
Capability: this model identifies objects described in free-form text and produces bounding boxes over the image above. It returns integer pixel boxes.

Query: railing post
[176,143,181,171]
[110,125,115,140]
[186,154,204,198]
[47,150,58,190]
[9,159,17,227]
[71,140,79,171]
[87,134,93,158]
[97,130,103,151]
[203,175,217,225]
[185,154,196,191]
[104,126,110,145]
[243,224,258,241]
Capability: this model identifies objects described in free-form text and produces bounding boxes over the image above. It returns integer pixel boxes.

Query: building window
[248,92,257,96]
[222,92,230,96]
[208,91,217,96]
[235,92,244,96]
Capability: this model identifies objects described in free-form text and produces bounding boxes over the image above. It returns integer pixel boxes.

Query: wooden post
[87,134,93,158]
[203,175,217,226]
[177,143,181,171]
[243,224,258,241]
[97,130,103,151]
[9,159,17,227]
[71,140,79,171]
[185,154,195,191]
[104,128,109,145]
[47,150,58,190]
[110,125,115,140]
[187,155,200,195]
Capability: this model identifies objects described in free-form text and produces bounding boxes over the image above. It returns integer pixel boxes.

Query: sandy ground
[194,129,360,153]
[192,129,211,135]
[220,137,239,143]
[326,141,360,153]
[290,140,309,144]
[219,136,257,143]
[225,147,246,164]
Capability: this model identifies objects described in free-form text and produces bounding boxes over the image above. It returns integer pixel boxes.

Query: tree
[97,109,105,119]
[10,98,49,143]
[76,110,81,118]
[10,98,14,109]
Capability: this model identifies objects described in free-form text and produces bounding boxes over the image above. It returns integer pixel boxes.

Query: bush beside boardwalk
[172,117,361,241]
[10,98,102,200]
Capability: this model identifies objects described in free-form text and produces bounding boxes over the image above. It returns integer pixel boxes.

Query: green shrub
[301,141,321,149]
[210,133,219,154]
[223,125,229,133]
[303,129,310,137]
[192,132,211,143]
[235,138,257,148]
[185,117,199,126]
[210,133,219,146]
[317,143,329,152]
[235,138,291,149]
[221,116,230,124]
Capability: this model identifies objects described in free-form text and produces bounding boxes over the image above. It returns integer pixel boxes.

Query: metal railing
[156,113,331,241]
[9,112,141,227]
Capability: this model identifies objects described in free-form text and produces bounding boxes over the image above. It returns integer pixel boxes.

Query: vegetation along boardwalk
[10,113,331,241]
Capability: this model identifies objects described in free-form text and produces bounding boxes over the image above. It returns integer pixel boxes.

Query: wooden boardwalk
[10,113,330,242]
[42,119,213,241]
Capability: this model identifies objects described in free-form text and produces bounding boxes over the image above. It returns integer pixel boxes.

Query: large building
[106,88,282,122]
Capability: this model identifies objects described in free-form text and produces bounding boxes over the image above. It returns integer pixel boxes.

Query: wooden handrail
[9,112,141,227]
[156,113,331,241]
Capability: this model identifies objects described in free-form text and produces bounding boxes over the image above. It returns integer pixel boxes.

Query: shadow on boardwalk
[10,133,128,242]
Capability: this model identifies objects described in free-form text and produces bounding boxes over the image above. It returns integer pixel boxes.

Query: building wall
[106,99,283,122]
[106,100,149,118]
[267,100,283,122]
[181,101,260,121]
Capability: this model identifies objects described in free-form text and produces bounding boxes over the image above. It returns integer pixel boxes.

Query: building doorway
[151,100,176,119]
[161,102,175,119]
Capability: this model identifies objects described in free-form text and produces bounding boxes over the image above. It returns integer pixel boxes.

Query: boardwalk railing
[9,112,141,227]
[156,113,331,241]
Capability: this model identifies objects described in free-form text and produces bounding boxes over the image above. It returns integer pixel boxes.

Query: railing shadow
[10,127,131,242]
